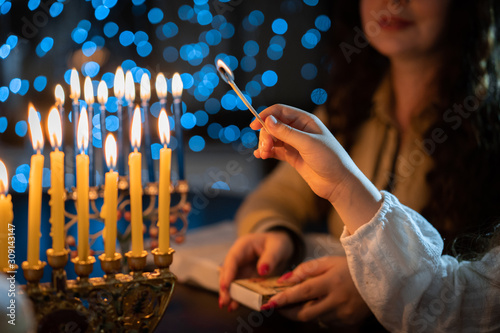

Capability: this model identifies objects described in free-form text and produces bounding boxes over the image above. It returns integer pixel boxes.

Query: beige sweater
[236,77,434,239]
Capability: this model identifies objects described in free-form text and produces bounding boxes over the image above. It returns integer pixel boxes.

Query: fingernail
[260,301,278,311]
[220,283,227,291]
[258,264,270,276]
[219,298,223,309]
[268,115,278,126]
[278,271,293,282]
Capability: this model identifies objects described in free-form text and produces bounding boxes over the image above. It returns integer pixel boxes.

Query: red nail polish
[260,301,278,311]
[259,264,270,276]
[219,298,223,309]
[278,272,293,282]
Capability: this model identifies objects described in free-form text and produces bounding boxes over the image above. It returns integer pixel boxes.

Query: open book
[169,221,346,301]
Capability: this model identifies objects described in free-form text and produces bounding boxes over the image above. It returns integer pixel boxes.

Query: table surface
[155,283,388,333]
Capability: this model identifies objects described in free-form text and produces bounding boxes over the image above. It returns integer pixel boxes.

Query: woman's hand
[252,104,352,205]
[219,230,294,311]
[252,104,383,234]
[261,256,372,326]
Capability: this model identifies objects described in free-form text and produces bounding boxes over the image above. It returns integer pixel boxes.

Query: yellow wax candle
[76,154,89,260]
[158,109,171,252]
[0,161,13,271]
[100,134,118,258]
[49,150,65,252]
[27,104,44,267]
[129,106,144,256]
[76,106,90,260]
[48,107,65,253]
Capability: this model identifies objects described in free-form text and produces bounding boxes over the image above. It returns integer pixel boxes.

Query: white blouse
[340,191,500,333]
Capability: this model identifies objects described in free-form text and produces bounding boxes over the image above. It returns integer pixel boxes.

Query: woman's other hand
[219,230,294,311]
[261,256,372,326]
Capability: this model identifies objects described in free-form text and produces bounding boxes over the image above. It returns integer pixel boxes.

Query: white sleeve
[340,191,500,333]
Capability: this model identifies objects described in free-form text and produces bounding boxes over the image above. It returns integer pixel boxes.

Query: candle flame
[97,80,108,104]
[156,73,167,100]
[0,160,8,195]
[55,84,65,106]
[140,73,151,102]
[172,73,183,99]
[130,105,142,149]
[158,109,170,146]
[125,70,135,104]
[48,107,62,150]
[114,67,125,100]
[84,76,94,105]
[28,103,44,152]
[77,106,89,154]
[216,59,234,84]
[105,134,117,170]
[70,68,80,101]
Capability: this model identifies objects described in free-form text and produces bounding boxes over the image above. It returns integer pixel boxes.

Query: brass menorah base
[22,248,176,333]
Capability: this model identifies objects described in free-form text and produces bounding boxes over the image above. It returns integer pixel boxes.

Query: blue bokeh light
[6,35,18,49]
[301,29,321,49]
[303,0,319,6]
[262,70,278,87]
[103,22,119,38]
[40,37,54,52]
[248,10,264,26]
[189,136,205,152]
[119,31,135,46]
[72,28,88,44]
[34,76,47,92]
[106,115,119,131]
[0,45,10,59]
[244,40,259,57]
[208,123,222,139]
[0,87,8,102]
[0,117,7,133]
[9,78,21,93]
[163,46,178,62]
[205,98,221,114]
[28,0,41,11]
[137,41,152,57]
[311,88,327,105]
[301,63,318,80]
[194,110,208,126]
[162,22,179,38]
[82,61,100,78]
[181,113,196,129]
[95,5,110,20]
[272,18,288,35]
[315,14,331,32]
[50,2,64,17]
[82,41,97,57]
[15,121,28,137]
[148,8,164,24]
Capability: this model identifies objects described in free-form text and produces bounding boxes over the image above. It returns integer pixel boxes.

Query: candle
[27,104,45,267]
[0,161,13,271]
[114,67,125,175]
[129,106,144,256]
[125,71,135,152]
[156,73,167,110]
[47,107,65,253]
[84,76,95,187]
[55,84,65,161]
[98,80,108,175]
[76,106,90,260]
[172,73,185,180]
[70,69,80,183]
[101,134,118,258]
[140,73,154,183]
[158,109,171,252]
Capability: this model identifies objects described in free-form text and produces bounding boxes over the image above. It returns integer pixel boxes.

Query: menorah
[18,178,189,333]
[0,67,194,333]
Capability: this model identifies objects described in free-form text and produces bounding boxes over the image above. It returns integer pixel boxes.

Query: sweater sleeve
[340,191,500,333]
[235,162,321,238]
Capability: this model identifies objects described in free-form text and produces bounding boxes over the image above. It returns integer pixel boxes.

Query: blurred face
[360,0,452,60]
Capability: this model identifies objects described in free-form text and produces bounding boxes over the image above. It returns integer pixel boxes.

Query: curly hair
[326,0,500,255]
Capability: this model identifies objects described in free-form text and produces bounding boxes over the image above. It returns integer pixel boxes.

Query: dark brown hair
[326,0,500,254]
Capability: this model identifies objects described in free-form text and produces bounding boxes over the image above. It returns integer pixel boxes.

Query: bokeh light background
[0,0,332,281]
[0,0,331,194]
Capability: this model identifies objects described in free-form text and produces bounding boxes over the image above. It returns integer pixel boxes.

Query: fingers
[261,277,327,311]
[279,258,332,284]
[256,233,292,276]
